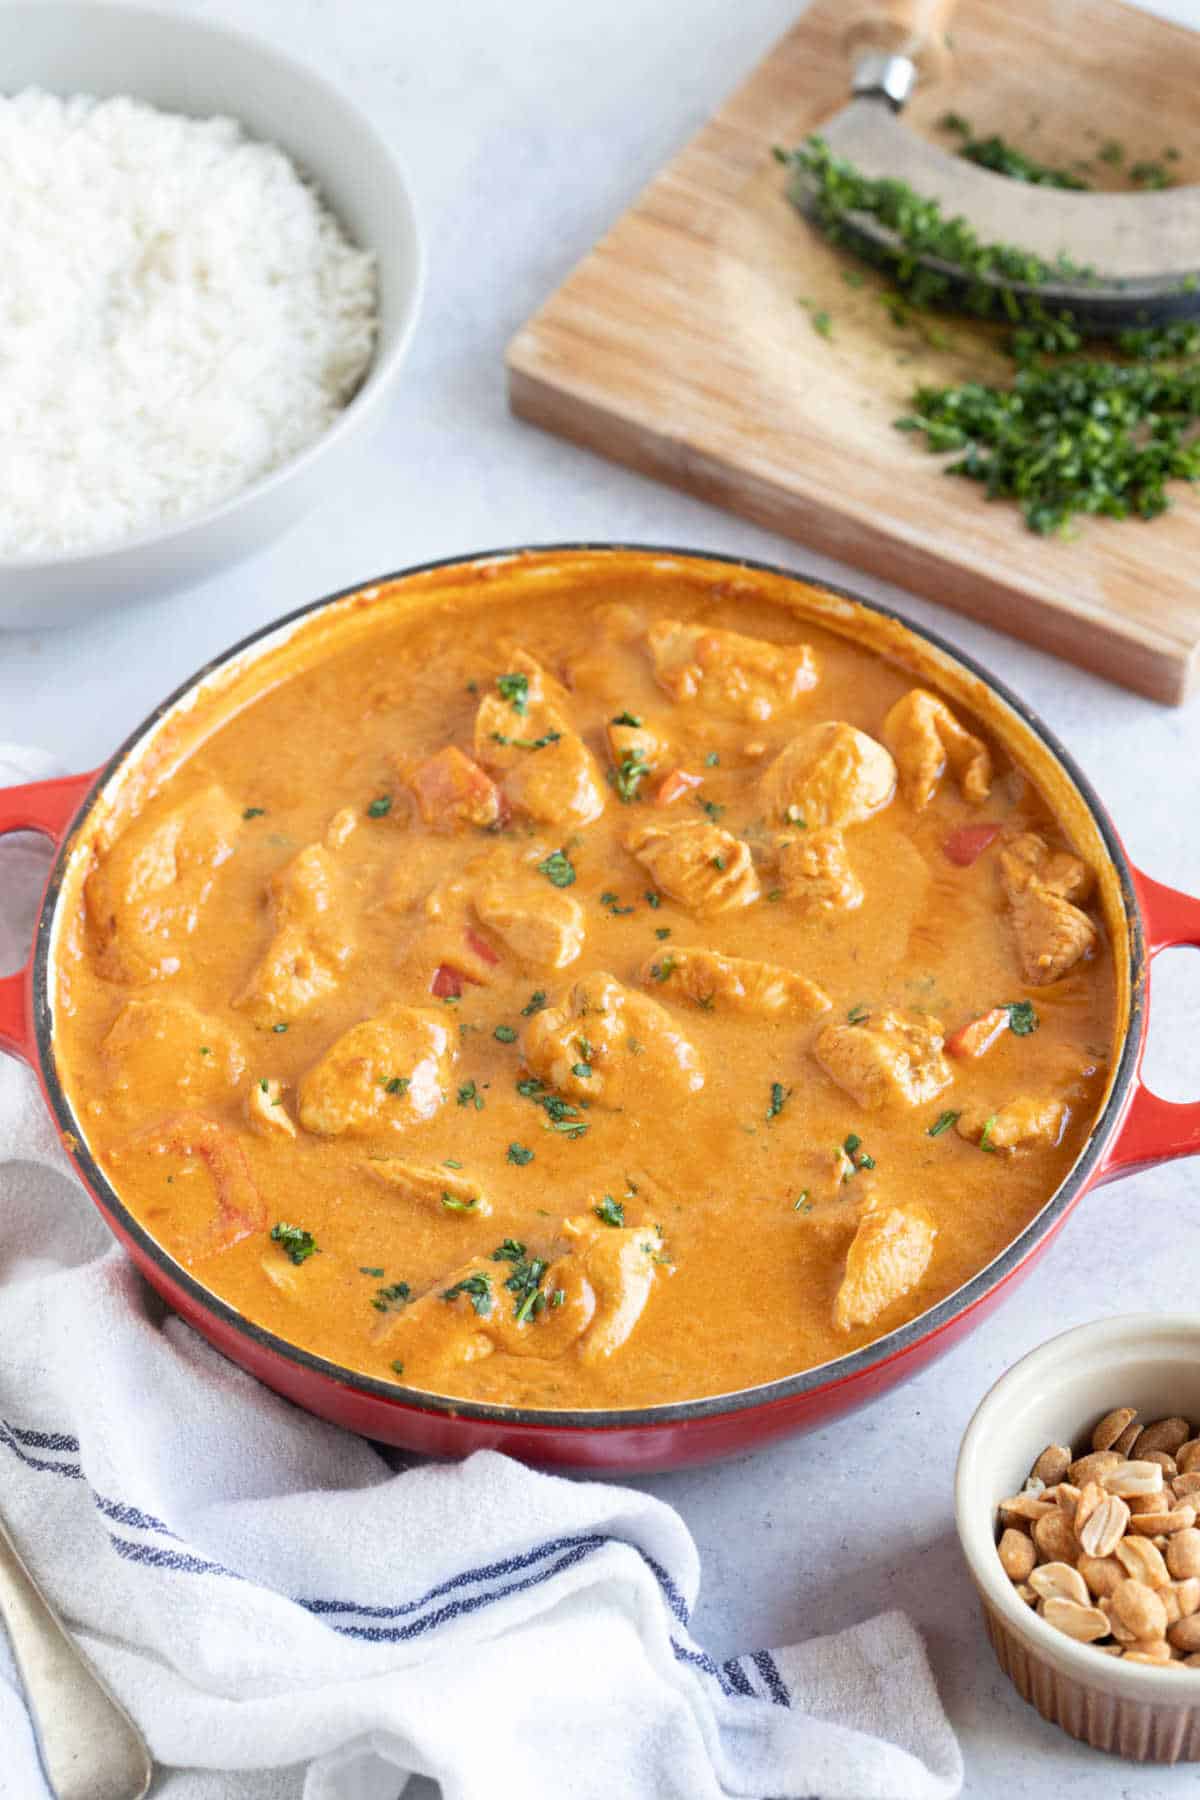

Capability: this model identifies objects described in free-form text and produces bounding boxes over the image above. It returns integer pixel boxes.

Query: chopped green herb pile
[517,1076,589,1139]
[372,1280,412,1313]
[537,848,576,888]
[507,1141,535,1166]
[938,113,1089,191]
[496,672,529,715]
[609,748,650,803]
[441,1272,493,1316]
[367,795,392,818]
[492,1238,550,1322]
[270,1221,319,1265]
[1007,1000,1040,1036]
[594,1195,625,1227]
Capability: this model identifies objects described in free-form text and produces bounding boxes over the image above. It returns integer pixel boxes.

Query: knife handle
[844,0,957,83]
[0,1510,152,1800]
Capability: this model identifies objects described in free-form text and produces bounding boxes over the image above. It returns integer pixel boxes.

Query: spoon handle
[0,1509,152,1800]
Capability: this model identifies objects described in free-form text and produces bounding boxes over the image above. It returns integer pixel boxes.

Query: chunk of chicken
[626,818,759,914]
[407,746,503,832]
[521,972,703,1109]
[759,722,896,829]
[646,619,817,721]
[560,1216,667,1364]
[245,1077,296,1139]
[474,652,606,829]
[1000,832,1095,905]
[365,1158,492,1218]
[86,785,241,982]
[297,1006,455,1138]
[956,1097,1068,1152]
[324,807,359,850]
[235,844,354,1024]
[1007,880,1099,986]
[101,997,245,1115]
[774,827,863,913]
[814,1009,952,1109]
[116,1112,265,1264]
[638,947,830,1019]
[606,717,667,787]
[834,1205,937,1332]
[473,862,585,970]
[882,689,992,812]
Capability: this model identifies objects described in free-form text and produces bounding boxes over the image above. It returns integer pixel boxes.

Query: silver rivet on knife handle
[0,1508,152,1800]
[850,51,919,110]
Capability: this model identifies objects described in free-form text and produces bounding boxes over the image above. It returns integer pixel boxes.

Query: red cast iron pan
[2,545,1198,1472]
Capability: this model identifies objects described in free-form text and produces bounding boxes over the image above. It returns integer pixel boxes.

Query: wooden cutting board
[507,0,1200,704]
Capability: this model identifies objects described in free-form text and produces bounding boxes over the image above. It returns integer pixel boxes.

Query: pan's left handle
[0,773,98,1064]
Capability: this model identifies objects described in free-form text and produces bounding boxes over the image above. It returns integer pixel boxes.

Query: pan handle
[0,772,97,1064]
[1098,868,1200,1182]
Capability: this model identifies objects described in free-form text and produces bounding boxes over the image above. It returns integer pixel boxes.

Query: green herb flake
[496,672,530,715]
[367,795,393,818]
[611,710,643,727]
[697,797,725,822]
[571,1061,592,1079]
[594,1196,625,1227]
[372,1280,412,1312]
[766,887,784,902]
[359,1266,385,1277]
[644,890,661,909]
[608,748,650,803]
[767,1081,790,1121]
[242,806,266,820]
[441,1272,492,1316]
[270,1221,319,1265]
[493,1024,518,1044]
[390,1360,406,1376]
[810,308,833,339]
[441,1191,479,1213]
[507,1142,535,1166]
[928,1110,960,1137]
[272,1022,289,1034]
[537,848,576,888]
[979,1115,999,1152]
[384,1075,410,1095]
[655,926,671,940]
[457,1080,485,1110]
[521,990,548,1015]
[650,957,676,982]
[847,1004,870,1025]
[705,751,720,767]
[1007,1000,1040,1037]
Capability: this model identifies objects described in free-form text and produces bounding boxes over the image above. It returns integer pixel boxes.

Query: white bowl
[956,1315,1200,1762]
[0,2,423,630]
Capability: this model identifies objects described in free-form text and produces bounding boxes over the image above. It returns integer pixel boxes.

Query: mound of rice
[0,90,378,557]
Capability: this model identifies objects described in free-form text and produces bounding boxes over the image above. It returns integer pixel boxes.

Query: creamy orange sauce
[53,557,1120,1408]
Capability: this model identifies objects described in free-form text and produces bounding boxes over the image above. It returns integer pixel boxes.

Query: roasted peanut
[1092,1407,1137,1453]
[1115,1536,1170,1589]
[1079,1495,1131,1560]
[1078,1553,1124,1599]
[1068,1449,1121,1487]
[1168,1614,1200,1655]
[1168,1531,1200,1580]
[1028,1562,1089,1605]
[1034,1510,1079,1565]
[1101,1460,1165,1499]
[1111,1577,1167,1641]
[1030,1443,1072,1486]
[1041,1597,1109,1643]
[998,1528,1036,1582]
[1133,1418,1192,1459]
[1129,1506,1197,1537]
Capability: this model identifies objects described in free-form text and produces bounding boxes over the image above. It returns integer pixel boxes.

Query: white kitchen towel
[0,743,963,1800]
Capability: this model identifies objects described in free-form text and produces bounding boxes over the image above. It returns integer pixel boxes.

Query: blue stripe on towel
[752,1648,791,1707]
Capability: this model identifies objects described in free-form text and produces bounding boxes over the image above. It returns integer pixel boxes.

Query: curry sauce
[54,559,1118,1408]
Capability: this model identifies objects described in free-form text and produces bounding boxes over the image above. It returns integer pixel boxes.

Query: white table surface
[3,0,1200,1792]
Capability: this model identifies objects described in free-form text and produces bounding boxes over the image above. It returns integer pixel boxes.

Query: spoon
[0,1506,152,1800]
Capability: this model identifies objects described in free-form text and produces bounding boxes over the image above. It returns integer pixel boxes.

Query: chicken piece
[834,1205,937,1332]
[101,997,245,1115]
[639,947,830,1019]
[1000,832,1095,905]
[86,785,241,982]
[646,619,818,721]
[297,1005,455,1138]
[882,689,992,812]
[626,818,759,914]
[235,844,354,1024]
[473,863,585,970]
[520,972,704,1109]
[117,1112,265,1263]
[814,1009,952,1109]
[956,1097,1068,1153]
[1007,881,1099,987]
[365,1158,492,1218]
[759,722,896,829]
[560,1216,667,1363]
[606,717,667,788]
[774,827,863,913]
[406,746,503,833]
[245,1077,296,1139]
[324,807,359,850]
[474,652,606,829]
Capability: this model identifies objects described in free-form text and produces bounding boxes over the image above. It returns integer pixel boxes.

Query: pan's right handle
[0,772,97,1064]
[844,0,958,97]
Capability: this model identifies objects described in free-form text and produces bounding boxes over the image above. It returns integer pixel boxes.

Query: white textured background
[2,0,1200,1792]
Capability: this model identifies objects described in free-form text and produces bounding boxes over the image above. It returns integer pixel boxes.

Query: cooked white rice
[0,90,378,557]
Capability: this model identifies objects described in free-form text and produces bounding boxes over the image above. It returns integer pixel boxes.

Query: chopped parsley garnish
[521,990,548,1015]
[928,1110,960,1138]
[705,751,720,767]
[359,1266,385,1277]
[494,1024,518,1044]
[611,710,643,727]
[979,1114,999,1152]
[571,1061,592,1079]
[655,926,671,940]
[537,848,576,888]
[517,1076,588,1138]
[594,1196,625,1227]
[492,1239,526,1263]
[496,671,530,715]
[551,1288,566,1307]
[390,1360,405,1376]
[242,806,266,820]
[710,855,726,870]
[600,890,635,915]
[847,1004,870,1025]
[844,1132,861,1154]
[270,1222,319,1265]
[767,1081,790,1121]
[841,1132,876,1176]
[443,1159,463,1169]
[766,887,784,902]
[937,113,1091,191]
[491,729,561,751]
[457,1080,485,1110]
[259,1078,269,1092]
[785,806,807,827]
[367,795,393,818]
[507,1141,535,1165]
[272,1022,289,1034]
[650,957,675,982]
[1007,1000,1040,1037]
[372,1280,412,1312]
[383,1075,410,1095]
[644,890,661,908]
[441,1192,480,1213]
[493,1243,550,1322]
[697,797,724,821]
[608,749,650,803]
[441,1272,493,1316]
[199,1046,211,1056]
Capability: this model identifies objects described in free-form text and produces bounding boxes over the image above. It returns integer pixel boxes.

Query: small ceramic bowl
[956,1315,1200,1762]
[0,2,424,630]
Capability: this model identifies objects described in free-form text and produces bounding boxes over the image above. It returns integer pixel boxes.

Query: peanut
[1169,1531,1200,1580]
[1041,1596,1109,1643]
[1178,1440,1200,1475]
[999,1493,1055,1524]
[1030,1443,1072,1486]
[1034,1510,1079,1565]
[1101,1460,1165,1499]
[1115,1536,1170,1589]
[1129,1506,1197,1537]
[1133,1418,1192,1459]
[1175,1577,1200,1618]
[1068,1449,1121,1487]
[1078,1553,1124,1599]
[1125,1643,1173,1665]
[1079,1495,1131,1560]
[1112,1422,1141,1458]
[1092,1407,1137,1453]
[1029,1561,1089,1605]
[1144,1450,1179,1480]
[1112,1577,1168,1641]
[1168,1614,1200,1654]
[1074,1480,1105,1534]
[998,1528,1036,1581]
